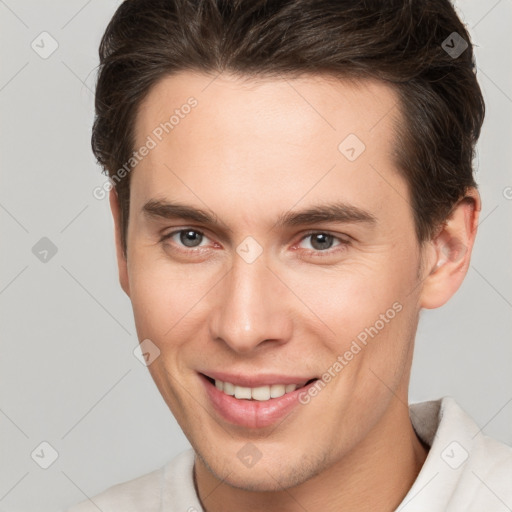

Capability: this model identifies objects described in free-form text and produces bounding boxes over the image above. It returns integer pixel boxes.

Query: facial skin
[110,71,480,511]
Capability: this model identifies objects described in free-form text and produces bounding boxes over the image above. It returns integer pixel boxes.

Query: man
[69,0,512,510]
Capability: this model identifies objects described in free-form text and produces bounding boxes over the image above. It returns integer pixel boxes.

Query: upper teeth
[214,379,305,401]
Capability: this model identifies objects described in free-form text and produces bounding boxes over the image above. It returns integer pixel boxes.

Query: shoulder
[65,448,196,512]
[435,396,512,476]
[403,396,512,511]
[460,428,512,509]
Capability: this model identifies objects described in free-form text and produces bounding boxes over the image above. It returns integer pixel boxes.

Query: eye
[159,228,351,259]
[160,229,210,250]
[296,231,350,257]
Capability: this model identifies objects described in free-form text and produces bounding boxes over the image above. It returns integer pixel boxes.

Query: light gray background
[1,1,511,511]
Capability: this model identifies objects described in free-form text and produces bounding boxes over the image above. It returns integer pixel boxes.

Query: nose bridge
[210,251,291,352]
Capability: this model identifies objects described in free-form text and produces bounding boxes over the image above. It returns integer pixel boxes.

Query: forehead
[131,70,407,230]
[135,70,401,150]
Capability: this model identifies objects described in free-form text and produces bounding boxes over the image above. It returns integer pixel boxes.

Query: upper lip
[199,370,317,388]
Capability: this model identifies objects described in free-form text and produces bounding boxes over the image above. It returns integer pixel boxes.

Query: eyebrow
[143,199,233,232]
[142,199,377,231]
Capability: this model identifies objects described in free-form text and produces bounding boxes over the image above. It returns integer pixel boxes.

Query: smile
[210,377,315,401]
[199,372,319,428]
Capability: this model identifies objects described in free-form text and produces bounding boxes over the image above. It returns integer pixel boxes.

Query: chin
[220,468,306,492]
[197,446,328,492]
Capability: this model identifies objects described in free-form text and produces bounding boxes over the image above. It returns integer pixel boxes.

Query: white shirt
[66,396,512,511]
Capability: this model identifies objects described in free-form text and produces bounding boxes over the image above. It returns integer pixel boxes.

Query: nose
[209,252,293,354]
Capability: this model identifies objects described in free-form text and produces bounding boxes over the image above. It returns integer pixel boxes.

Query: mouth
[201,374,318,401]
[198,372,320,428]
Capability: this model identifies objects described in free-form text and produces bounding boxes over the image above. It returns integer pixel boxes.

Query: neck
[194,397,430,512]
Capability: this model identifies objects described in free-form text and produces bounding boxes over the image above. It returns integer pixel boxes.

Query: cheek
[127,249,220,340]
[286,252,416,341]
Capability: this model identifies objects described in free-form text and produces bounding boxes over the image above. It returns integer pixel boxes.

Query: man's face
[117,71,430,490]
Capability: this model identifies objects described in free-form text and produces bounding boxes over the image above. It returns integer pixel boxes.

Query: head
[93,0,483,492]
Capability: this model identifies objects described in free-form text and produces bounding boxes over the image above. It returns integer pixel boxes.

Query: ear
[109,187,130,297]
[419,187,481,309]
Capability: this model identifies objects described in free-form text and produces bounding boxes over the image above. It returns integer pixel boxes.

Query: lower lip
[199,373,317,429]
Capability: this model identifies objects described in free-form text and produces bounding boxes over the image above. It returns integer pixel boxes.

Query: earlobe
[419,188,481,309]
[109,187,130,297]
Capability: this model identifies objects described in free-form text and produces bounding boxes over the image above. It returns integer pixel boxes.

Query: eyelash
[159,228,351,258]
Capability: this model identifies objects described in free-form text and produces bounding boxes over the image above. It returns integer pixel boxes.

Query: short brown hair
[92,0,485,257]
